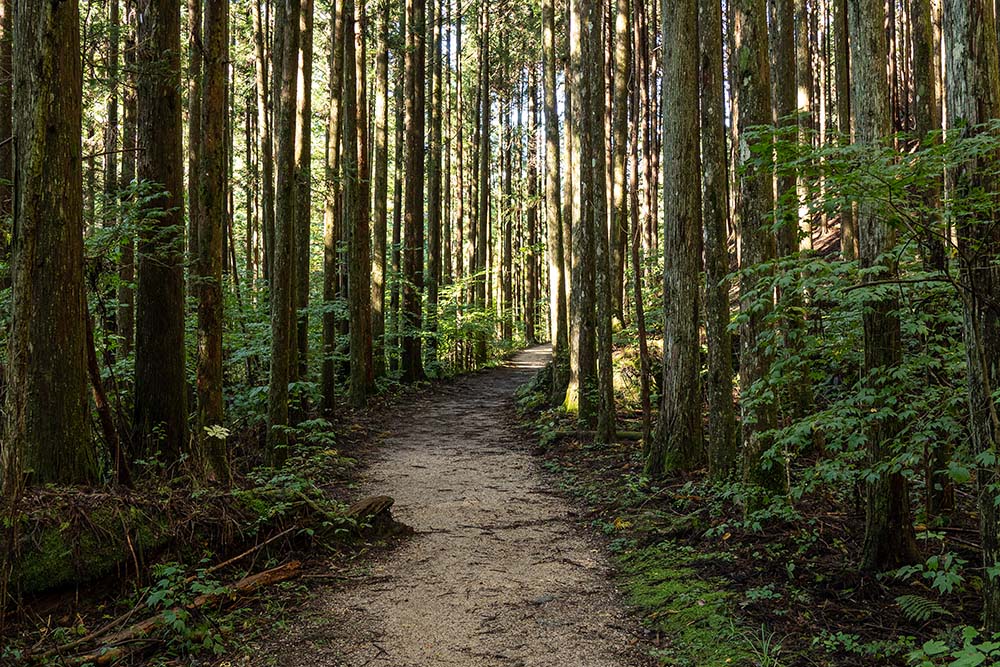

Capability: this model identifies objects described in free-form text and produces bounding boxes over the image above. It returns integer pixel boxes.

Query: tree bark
[321,0,346,415]
[851,0,919,571]
[134,0,189,464]
[564,0,601,425]
[372,0,390,378]
[944,0,1000,629]
[542,0,567,403]
[252,0,274,284]
[268,0,301,462]
[427,0,444,363]
[187,0,203,274]
[701,0,737,478]
[293,0,314,381]
[402,0,427,380]
[832,0,855,259]
[346,0,374,406]
[4,0,94,490]
[733,0,782,493]
[197,0,230,484]
[648,0,702,474]
[118,0,137,355]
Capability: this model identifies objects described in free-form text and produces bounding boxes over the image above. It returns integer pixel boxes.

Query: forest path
[261,346,650,667]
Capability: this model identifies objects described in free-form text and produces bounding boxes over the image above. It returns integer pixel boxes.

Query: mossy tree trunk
[134,0,189,464]
[648,0,702,474]
[197,0,230,484]
[850,0,919,572]
[268,0,300,463]
[944,0,1000,629]
[5,0,95,490]
[402,0,427,380]
[733,0,782,494]
[700,0,737,478]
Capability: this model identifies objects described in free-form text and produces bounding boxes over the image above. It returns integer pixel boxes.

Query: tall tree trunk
[542,0,567,402]
[629,9,653,451]
[321,0,346,415]
[346,0,374,405]
[832,0,855,259]
[564,0,601,425]
[593,3,614,444]
[648,0,702,473]
[733,0,781,493]
[371,0,390,378]
[912,0,951,516]
[134,0,188,464]
[610,0,629,324]
[119,0,138,355]
[426,0,443,364]
[701,0,737,478]
[105,0,120,238]
[197,0,230,484]
[474,4,489,366]
[188,0,203,275]
[0,0,10,291]
[4,0,95,489]
[252,0,274,284]
[294,0,314,381]
[390,10,405,373]
[402,0,427,380]
[944,0,1000,629]
[794,0,813,249]
[268,0,301,462]
[525,67,539,344]
[851,0,919,571]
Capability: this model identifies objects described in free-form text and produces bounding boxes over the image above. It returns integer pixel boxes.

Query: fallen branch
[60,560,301,666]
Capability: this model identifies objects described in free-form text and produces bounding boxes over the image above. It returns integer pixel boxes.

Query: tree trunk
[525,67,539,344]
[371,0,390,378]
[427,0,443,364]
[0,0,10,291]
[474,4,490,366]
[134,0,189,464]
[346,0,374,406]
[648,0,702,473]
[402,0,427,380]
[268,0,301,462]
[700,0,737,478]
[252,0,274,285]
[733,0,781,493]
[321,0,346,415]
[197,0,230,484]
[4,0,94,489]
[944,0,1000,629]
[390,9,405,373]
[832,0,855,259]
[851,0,919,571]
[542,0,567,403]
[119,0,137,355]
[187,0,203,276]
[564,0,601,425]
[293,0,314,381]
[610,0,629,325]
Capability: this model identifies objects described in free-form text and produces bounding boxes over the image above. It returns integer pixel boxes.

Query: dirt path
[263,346,650,667]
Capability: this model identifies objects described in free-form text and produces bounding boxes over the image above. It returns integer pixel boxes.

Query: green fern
[896,594,952,623]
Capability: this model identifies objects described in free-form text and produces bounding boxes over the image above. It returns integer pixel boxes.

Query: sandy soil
[259,346,651,667]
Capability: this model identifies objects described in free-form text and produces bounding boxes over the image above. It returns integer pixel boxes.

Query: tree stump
[346,495,408,537]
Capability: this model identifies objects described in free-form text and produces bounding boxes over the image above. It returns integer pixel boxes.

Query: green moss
[15,505,170,594]
[617,541,751,666]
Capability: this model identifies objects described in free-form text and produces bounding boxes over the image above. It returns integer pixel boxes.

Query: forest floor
[243,345,654,667]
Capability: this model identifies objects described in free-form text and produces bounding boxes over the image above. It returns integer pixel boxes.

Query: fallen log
[61,560,302,666]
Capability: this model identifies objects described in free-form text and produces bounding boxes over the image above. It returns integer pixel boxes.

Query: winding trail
[264,346,650,667]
